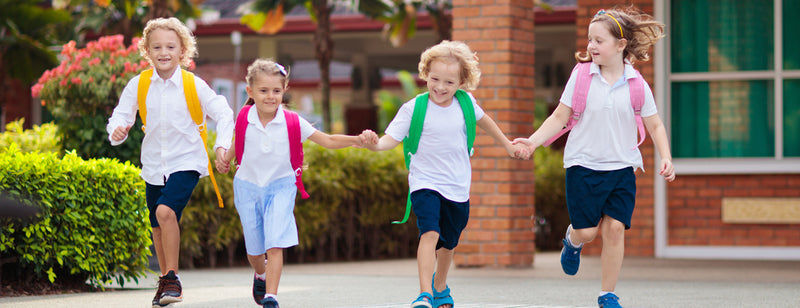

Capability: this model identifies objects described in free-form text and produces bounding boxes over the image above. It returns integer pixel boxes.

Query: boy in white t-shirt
[360,40,525,308]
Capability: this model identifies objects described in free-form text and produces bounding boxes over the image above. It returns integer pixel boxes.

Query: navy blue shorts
[410,189,470,250]
[565,166,636,230]
[145,171,200,228]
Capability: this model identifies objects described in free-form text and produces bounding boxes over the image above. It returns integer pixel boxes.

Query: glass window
[785,79,800,157]
[671,0,773,73]
[669,0,798,160]
[785,0,800,70]
[672,81,774,158]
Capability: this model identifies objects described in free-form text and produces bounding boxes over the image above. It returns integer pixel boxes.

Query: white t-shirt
[559,62,658,171]
[235,104,317,187]
[385,93,485,202]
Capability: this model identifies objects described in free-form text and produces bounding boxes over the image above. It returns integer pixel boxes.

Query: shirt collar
[151,68,182,87]
[246,103,285,125]
[589,60,637,81]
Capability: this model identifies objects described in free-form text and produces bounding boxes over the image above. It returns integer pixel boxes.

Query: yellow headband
[606,14,624,38]
[596,10,624,39]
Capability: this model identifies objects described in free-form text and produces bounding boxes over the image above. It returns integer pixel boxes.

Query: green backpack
[394,89,477,224]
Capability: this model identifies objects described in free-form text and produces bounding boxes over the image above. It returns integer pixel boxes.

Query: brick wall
[452,0,537,267]
[576,0,658,257]
[668,174,800,246]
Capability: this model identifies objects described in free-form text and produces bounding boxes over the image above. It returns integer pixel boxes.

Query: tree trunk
[312,1,333,133]
[0,50,7,128]
[148,0,172,21]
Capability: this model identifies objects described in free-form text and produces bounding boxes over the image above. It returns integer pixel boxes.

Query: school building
[9,0,798,265]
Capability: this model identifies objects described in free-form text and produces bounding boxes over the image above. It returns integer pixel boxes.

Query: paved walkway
[1,252,798,307]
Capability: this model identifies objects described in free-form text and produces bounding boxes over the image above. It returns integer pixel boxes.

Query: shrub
[531,98,569,251]
[180,135,417,266]
[31,35,149,166]
[0,146,151,288]
[0,119,60,153]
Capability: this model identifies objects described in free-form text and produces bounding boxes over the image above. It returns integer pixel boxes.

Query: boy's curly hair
[576,6,665,64]
[138,17,197,68]
[418,40,481,91]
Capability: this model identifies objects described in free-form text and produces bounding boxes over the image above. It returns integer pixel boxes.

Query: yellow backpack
[137,68,224,208]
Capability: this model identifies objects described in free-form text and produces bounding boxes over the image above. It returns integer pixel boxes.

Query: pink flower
[71,77,82,85]
[31,84,44,98]
[110,75,116,82]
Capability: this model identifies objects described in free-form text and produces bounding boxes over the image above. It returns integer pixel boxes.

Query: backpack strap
[544,62,591,146]
[284,109,310,199]
[629,69,647,148]
[454,89,476,156]
[393,90,476,224]
[394,93,430,224]
[137,68,224,208]
[234,105,252,167]
[136,69,154,130]
[182,70,224,208]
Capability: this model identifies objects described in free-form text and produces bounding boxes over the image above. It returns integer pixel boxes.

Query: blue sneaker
[598,293,622,308]
[262,296,280,308]
[560,238,582,275]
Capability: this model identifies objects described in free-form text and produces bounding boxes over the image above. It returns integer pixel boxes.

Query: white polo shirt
[385,93,485,202]
[559,62,658,171]
[235,104,316,188]
[107,68,234,185]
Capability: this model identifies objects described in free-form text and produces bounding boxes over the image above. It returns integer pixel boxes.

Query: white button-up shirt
[106,68,234,185]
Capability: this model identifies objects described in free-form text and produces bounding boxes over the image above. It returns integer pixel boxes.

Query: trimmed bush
[180,135,418,266]
[0,146,151,288]
[0,119,60,154]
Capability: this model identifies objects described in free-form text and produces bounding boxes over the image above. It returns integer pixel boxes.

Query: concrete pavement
[1,252,798,307]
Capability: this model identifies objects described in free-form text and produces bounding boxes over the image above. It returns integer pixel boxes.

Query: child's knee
[573,227,599,243]
[601,219,625,241]
[155,205,176,222]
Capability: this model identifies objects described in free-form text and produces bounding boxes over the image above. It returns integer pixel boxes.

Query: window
[668,0,800,160]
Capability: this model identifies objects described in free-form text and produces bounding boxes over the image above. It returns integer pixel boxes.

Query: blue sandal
[411,292,433,308]
[431,273,454,308]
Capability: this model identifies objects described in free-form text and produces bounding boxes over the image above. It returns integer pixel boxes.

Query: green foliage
[531,98,568,251]
[0,146,151,288]
[179,130,242,268]
[377,70,422,131]
[181,135,417,266]
[32,35,147,166]
[0,119,60,153]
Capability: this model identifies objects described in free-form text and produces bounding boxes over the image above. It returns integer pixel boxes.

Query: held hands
[511,138,535,160]
[357,129,379,149]
[214,147,231,174]
[111,125,131,142]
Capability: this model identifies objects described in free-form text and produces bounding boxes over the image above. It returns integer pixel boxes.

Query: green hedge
[0,119,60,154]
[180,135,418,266]
[0,146,151,288]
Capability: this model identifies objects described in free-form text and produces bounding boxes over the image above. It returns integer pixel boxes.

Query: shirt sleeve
[467,92,486,121]
[641,79,658,117]
[195,76,234,151]
[298,115,317,141]
[106,75,140,146]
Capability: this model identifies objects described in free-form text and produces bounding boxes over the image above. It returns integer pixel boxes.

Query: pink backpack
[544,62,646,148]
[234,105,309,199]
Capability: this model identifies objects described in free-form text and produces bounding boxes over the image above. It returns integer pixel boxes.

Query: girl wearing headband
[513,7,674,308]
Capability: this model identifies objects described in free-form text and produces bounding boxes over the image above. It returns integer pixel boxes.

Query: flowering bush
[31,35,148,165]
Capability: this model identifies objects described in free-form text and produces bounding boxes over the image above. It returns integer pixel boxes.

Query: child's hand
[659,158,676,182]
[214,148,230,174]
[511,138,534,159]
[111,125,131,142]
[358,129,379,147]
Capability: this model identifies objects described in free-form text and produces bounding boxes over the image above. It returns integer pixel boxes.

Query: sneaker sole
[159,296,183,305]
[152,303,174,308]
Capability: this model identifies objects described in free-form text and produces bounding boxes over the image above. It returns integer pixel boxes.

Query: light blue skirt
[233,176,298,255]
